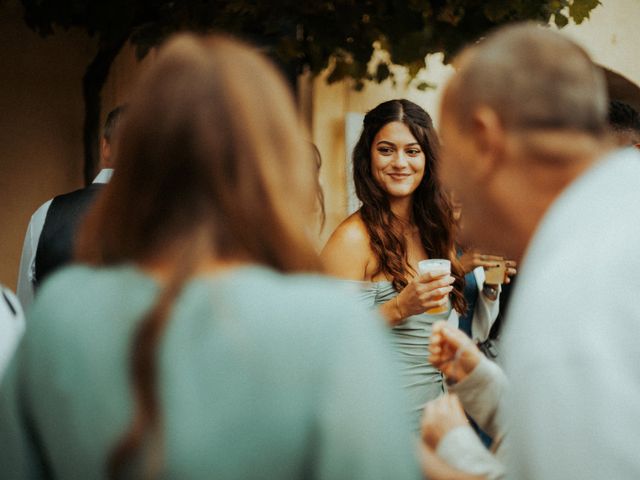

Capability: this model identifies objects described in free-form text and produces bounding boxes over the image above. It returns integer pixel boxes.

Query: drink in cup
[418,259,451,315]
[484,258,506,285]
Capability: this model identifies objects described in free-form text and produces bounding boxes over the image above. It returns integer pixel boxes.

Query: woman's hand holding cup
[396,266,455,318]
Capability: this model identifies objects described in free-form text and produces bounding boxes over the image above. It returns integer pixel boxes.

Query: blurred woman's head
[352,99,465,313]
[78,34,319,273]
[75,33,321,478]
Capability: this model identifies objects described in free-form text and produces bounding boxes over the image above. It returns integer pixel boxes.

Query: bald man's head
[444,23,608,135]
[438,23,610,260]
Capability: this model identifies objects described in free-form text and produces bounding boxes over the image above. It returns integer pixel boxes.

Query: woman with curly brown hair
[322,99,498,427]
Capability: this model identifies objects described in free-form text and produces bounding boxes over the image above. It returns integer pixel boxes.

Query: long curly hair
[352,99,466,314]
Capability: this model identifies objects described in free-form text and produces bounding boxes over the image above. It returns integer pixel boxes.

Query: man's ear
[100,137,111,168]
[470,106,506,180]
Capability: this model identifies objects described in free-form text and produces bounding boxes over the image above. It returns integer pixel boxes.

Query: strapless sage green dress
[354,280,449,428]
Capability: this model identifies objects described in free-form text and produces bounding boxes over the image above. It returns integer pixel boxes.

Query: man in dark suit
[16,106,126,307]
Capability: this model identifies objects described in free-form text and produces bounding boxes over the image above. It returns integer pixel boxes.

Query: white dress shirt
[439,356,508,479]
[502,148,640,479]
[434,148,640,480]
[16,169,113,309]
[471,266,501,343]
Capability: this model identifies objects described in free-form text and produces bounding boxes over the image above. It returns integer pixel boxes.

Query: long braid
[107,244,201,479]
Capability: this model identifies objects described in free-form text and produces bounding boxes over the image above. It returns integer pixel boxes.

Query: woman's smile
[371,121,426,199]
[387,172,412,181]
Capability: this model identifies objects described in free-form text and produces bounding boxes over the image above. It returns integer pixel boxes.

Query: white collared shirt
[16,169,113,309]
[502,148,640,479]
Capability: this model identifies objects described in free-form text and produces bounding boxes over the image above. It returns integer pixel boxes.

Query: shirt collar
[93,168,114,184]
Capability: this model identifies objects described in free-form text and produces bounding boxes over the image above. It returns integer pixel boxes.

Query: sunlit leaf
[415,81,435,91]
[569,0,601,24]
[554,12,569,27]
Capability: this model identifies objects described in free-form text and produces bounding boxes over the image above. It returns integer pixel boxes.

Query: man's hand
[429,321,482,384]
[459,252,504,275]
[422,394,469,450]
[504,260,517,284]
[460,250,517,286]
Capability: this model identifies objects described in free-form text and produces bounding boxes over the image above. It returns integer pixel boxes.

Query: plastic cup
[418,259,451,315]
[483,259,506,285]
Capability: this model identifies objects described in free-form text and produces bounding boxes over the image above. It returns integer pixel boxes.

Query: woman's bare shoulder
[325,212,370,249]
[320,212,372,279]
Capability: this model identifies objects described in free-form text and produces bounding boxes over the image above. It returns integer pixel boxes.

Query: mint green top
[355,281,448,428]
[0,265,420,480]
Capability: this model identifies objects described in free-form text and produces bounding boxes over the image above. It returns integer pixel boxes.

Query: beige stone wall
[562,0,640,87]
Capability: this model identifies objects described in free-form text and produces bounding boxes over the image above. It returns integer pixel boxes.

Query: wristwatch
[482,283,499,301]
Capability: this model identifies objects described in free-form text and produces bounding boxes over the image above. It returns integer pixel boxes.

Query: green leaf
[436,3,465,26]
[17,0,605,92]
[407,59,426,79]
[548,0,569,13]
[415,81,435,91]
[483,2,510,22]
[569,0,601,24]
[374,62,391,83]
[554,12,569,27]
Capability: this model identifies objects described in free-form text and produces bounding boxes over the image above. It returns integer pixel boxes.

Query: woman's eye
[377,147,393,155]
[407,149,421,156]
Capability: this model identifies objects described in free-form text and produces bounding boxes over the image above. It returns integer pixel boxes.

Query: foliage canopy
[20,0,601,180]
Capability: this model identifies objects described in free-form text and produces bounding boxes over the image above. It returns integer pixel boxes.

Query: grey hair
[448,22,608,134]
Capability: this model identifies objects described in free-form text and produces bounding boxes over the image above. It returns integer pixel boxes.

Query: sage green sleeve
[313,303,421,480]
[0,347,47,480]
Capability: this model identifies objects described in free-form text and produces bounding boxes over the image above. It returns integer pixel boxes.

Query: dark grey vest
[34,183,104,286]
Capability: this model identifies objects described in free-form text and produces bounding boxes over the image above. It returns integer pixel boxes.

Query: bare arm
[321,215,371,281]
[321,216,402,326]
[321,216,454,326]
